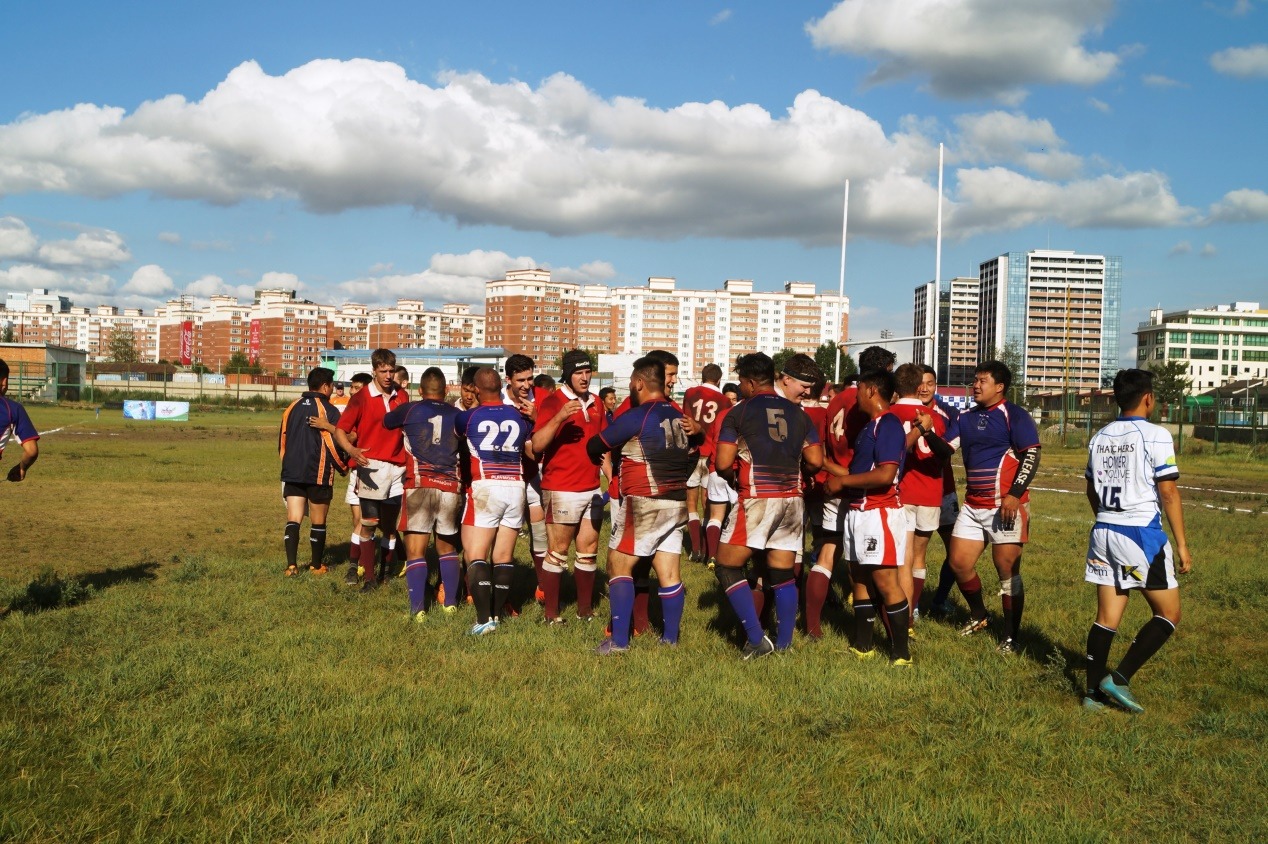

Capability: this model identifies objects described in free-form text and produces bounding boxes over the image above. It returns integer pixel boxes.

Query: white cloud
[550,260,617,286]
[1168,240,1192,256]
[260,271,303,291]
[953,111,1084,179]
[122,264,174,296]
[1142,73,1186,88]
[1206,188,1268,223]
[949,168,1195,237]
[36,229,131,269]
[183,274,256,301]
[1088,97,1112,113]
[1200,242,1218,257]
[0,217,38,260]
[0,264,115,297]
[0,59,1195,246]
[710,9,732,25]
[806,0,1119,101]
[1210,44,1268,77]
[158,231,182,244]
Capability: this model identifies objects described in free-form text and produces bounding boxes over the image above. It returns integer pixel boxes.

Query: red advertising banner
[248,319,262,364]
[179,320,193,366]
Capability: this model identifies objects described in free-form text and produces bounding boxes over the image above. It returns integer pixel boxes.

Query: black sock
[1115,616,1176,682]
[309,525,327,568]
[853,601,875,652]
[1086,623,1116,694]
[933,560,954,604]
[1011,592,1025,639]
[492,563,514,618]
[467,561,492,624]
[284,521,300,568]
[886,600,910,660]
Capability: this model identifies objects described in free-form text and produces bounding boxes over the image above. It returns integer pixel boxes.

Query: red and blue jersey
[0,395,39,463]
[456,402,531,483]
[718,391,818,499]
[950,400,1039,508]
[599,399,695,499]
[847,412,906,510]
[384,398,463,493]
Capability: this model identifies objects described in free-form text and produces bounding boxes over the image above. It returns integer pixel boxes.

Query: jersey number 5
[767,408,788,442]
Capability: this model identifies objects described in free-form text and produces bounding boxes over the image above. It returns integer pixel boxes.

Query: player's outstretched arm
[1157,479,1192,574]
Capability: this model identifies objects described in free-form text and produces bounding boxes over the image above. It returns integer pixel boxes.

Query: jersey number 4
[477,419,521,452]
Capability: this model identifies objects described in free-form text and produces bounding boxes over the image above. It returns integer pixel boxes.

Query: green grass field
[3,406,1267,842]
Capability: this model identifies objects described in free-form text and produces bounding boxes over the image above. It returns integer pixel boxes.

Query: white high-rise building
[1135,301,1268,391]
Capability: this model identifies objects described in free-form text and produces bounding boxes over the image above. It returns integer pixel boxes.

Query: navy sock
[771,570,798,650]
[658,583,685,644]
[404,558,429,615]
[609,575,635,647]
[438,554,461,607]
[716,564,763,646]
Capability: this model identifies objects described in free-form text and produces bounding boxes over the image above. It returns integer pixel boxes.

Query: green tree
[107,327,139,364]
[224,351,263,375]
[771,348,798,376]
[814,342,856,384]
[1,323,14,343]
[1148,360,1192,417]
[985,343,1028,404]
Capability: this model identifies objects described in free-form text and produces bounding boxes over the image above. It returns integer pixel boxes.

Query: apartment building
[2,290,160,362]
[913,276,980,388]
[1134,301,1268,391]
[485,270,849,375]
[978,250,1121,393]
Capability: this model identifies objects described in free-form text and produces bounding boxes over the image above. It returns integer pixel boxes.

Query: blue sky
[2,0,1265,364]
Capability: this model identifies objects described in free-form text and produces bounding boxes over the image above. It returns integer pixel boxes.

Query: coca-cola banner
[248,319,261,364]
[179,320,193,366]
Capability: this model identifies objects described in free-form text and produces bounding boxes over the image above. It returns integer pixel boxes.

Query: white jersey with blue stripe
[1086,416,1179,528]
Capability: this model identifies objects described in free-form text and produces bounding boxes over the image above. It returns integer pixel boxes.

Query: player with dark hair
[920,365,964,617]
[682,363,731,562]
[588,356,699,652]
[599,386,617,422]
[534,373,556,393]
[824,369,913,663]
[330,349,408,591]
[722,383,740,405]
[393,366,410,392]
[458,366,480,410]
[279,367,346,576]
[383,366,465,621]
[714,352,823,657]
[945,360,1041,653]
[456,367,533,635]
[502,353,547,597]
[774,353,821,405]
[1082,368,1191,712]
[0,358,40,483]
[531,349,607,623]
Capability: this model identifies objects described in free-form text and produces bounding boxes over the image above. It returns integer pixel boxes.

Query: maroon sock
[805,567,830,638]
[752,587,766,624]
[958,574,987,619]
[687,518,703,555]
[575,567,596,617]
[912,574,926,611]
[793,561,803,580]
[632,589,651,634]
[532,553,545,591]
[348,541,361,566]
[362,552,376,582]
[705,523,722,559]
[541,567,562,619]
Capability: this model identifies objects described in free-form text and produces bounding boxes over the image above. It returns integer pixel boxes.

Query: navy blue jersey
[384,398,464,492]
[279,392,344,486]
[455,402,531,483]
[718,391,819,499]
[847,412,906,510]
[1,395,39,464]
[947,400,1040,508]
[599,399,695,499]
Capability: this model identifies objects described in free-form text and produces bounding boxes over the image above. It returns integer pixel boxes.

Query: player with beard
[530,349,608,623]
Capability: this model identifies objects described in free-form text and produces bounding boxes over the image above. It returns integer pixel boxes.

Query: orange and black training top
[279,391,346,486]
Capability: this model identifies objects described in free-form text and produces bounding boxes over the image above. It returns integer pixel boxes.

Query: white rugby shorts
[399,486,464,536]
[706,471,738,505]
[686,456,710,489]
[355,460,406,502]
[543,488,602,526]
[721,497,805,552]
[610,496,688,557]
[903,503,941,534]
[843,507,907,567]
[951,503,1030,545]
[1085,523,1177,590]
[464,481,526,530]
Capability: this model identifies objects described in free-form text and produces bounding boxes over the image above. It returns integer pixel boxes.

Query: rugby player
[278,367,345,575]
[946,360,1041,653]
[920,365,964,617]
[888,363,953,630]
[457,366,480,410]
[456,367,533,635]
[807,346,910,641]
[330,349,408,591]
[681,364,732,562]
[714,352,823,657]
[530,349,607,623]
[0,358,40,483]
[824,369,912,664]
[1082,368,1191,712]
[599,386,617,422]
[502,354,547,596]
[588,356,699,652]
[383,367,465,621]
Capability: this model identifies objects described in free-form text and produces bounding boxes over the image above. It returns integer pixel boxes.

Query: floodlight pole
[834,179,849,383]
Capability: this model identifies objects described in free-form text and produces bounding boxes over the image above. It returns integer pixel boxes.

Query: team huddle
[276,346,1192,712]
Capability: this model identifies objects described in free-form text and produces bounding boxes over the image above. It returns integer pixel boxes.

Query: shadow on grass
[1,560,159,618]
